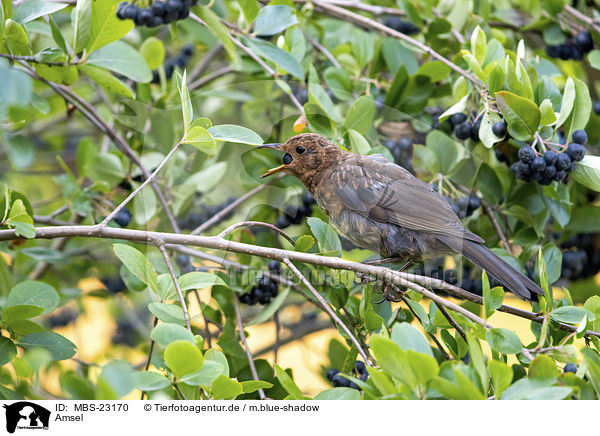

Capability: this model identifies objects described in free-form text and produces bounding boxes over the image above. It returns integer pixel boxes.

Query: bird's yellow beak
[255,143,287,178]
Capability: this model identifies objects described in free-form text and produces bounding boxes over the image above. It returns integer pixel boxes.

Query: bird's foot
[374,283,405,303]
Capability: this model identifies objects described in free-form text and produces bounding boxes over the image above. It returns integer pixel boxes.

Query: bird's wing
[329,154,484,243]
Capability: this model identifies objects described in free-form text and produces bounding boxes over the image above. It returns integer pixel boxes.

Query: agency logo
[2,402,50,433]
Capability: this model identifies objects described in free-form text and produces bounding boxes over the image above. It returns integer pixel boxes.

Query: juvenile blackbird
[259,133,544,301]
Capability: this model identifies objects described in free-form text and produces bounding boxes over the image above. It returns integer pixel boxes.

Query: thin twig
[191,179,278,235]
[101,141,184,226]
[194,290,213,348]
[564,5,600,35]
[233,292,267,399]
[173,383,187,400]
[302,30,342,68]
[435,302,467,341]
[157,244,191,331]
[483,202,512,255]
[217,221,296,246]
[141,317,159,399]
[281,257,372,365]
[189,66,234,91]
[188,44,224,82]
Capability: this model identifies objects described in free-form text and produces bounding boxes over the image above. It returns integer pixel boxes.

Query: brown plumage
[259,133,544,301]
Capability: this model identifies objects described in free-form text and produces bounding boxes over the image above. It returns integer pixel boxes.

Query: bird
[258,133,544,301]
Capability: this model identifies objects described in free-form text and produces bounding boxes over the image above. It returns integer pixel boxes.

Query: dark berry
[239,293,255,305]
[152,1,166,16]
[332,373,351,388]
[383,17,420,35]
[116,1,129,19]
[275,214,291,229]
[468,196,481,211]
[284,205,303,225]
[558,44,572,60]
[455,196,469,211]
[397,137,413,150]
[530,156,547,173]
[571,130,587,145]
[543,150,557,165]
[570,44,583,61]
[137,8,153,26]
[101,276,127,294]
[149,15,163,27]
[574,30,594,53]
[359,372,368,382]
[354,361,366,374]
[518,146,535,164]
[471,118,482,141]
[492,120,507,138]
[546,45,560,58]
[554,170,567,181]
[326,368,339,382]
[176,254,190,267]
[268,260,281,273]
[518,161,532,175]
[123,4,138,19]
[112,207,132,227]
[544,165,557,178]
[178,5,190,19]
[594,101,600,115]
[454,122,472,140]
[298,205,313,217]
[564,363,577,374]
[556,153,572,170]
[449,113,467,126]
[182,45,194,57]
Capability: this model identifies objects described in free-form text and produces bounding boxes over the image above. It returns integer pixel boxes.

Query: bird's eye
[282,153,293,165]
[296,146,306,154]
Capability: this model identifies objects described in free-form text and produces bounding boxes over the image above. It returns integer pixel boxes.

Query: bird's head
[257,133,342,186]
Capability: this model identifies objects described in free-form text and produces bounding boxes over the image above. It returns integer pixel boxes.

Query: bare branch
[217,221,296,246]
[157,244,191,331]
[233,292,267,399]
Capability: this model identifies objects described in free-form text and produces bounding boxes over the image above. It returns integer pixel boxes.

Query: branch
[157,244,191,331]
[563,5,600,35]
[217,221,296,246]
[189,66,234,91]
[233,292,267,399]
[2,224,598,338]
[282,257,372,365]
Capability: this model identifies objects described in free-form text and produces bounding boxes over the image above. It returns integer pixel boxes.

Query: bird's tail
[445,238,545,301]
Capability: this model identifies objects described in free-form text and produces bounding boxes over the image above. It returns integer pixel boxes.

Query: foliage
[0,0,600,400]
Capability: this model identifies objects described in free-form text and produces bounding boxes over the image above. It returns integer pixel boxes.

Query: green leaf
[539,99,557,126]
[488,359,512,398]
[494,91,540,141]
[501,378,571,400]
[562,77,591,141]
[97,360,134,399]
[572,155,600,192]
[406,350,439,386]
[370,335,417,390]
[347,130,371,155]
[73,0,92,53]
[14,0,68,24]
[307,217,342,256]
[140,37,165,70]
[487,64,505,95]
[549,306,591,324]
[112,244,159,293]
[343,96,375,136]
[314,387,360,400]
[486,328,522,354]
[150,322,195,348]
[295,235,315,252]
[19,331,76,361]
[0,336,17,366]
[148,302,185,326]
[185,126,217,154]
[7,280,59,315]
[556,77,575,130]
[85,152,125,188]
[86,0,134,54]
[425,130,467,176]
[2,305,44,323]
[254,5,297,36]
[589,49,600,70]
[238,0,259,23]
[164,340,204,377]
[87,40,152,83]
[180,360,224,387]
[211,374,242,399]
[0,59,32,106]
[470,25,486,64]
[5,19,30,55]
[79,64,134,98]
[274,364,305,399]
[208,124,263,145]
[194,6,240,67]
[6,199,35,238]
[133,371,171,391]
[176,71,192,135]
[528,354,560,379]
[483,283,504,319]
[390,323,433,357]
[34,63,79,86]
[241,380,273,393]
[244,37,304,80]
[49,15,68,54]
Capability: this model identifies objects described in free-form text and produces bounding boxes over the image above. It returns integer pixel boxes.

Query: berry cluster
[382,137,413,171]
[326,361,368,390]
[275,192,316,229]
[383,16,421,35]
[546,30,594,61]
[447,195,481,219]
[116,0,197,27]
[560,233,600,280]
[177,197,236,231]
[449,113,481,142]
[46,307,79,328]
[101,275,127,294]
[511,130,587,185]
[111,207,132,227]
[239,261,281,305]
[151,45,194,84]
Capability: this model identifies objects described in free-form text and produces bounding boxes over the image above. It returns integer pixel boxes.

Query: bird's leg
[375,283,406,303]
